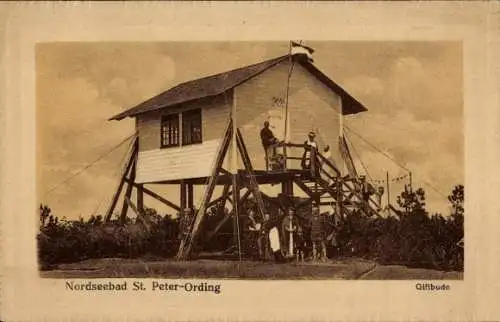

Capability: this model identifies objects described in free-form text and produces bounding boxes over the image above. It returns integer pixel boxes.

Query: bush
[37,207,181,269]
[330,201,464,271]
[38,184,464,272]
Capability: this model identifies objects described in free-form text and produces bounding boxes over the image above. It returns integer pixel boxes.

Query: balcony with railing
[243,141,383,217]
[263,141,340,178]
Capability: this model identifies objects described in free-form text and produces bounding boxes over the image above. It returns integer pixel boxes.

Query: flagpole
[339,99,345,176]
[409,171,413,192]
[283,40,294,169]
[386,171,390,216]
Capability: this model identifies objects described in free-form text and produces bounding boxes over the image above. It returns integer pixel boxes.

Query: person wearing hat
[325,211,340,258]
[247,209,271,261]
[261,213,274,261]
[294,226,307,262]
[310,205,327,262]
[260,121,278,171]
[301,131,320,173]
[281,207,299,258]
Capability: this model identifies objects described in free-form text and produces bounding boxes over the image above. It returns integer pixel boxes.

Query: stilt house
[108,49,381,260]
[110,52,365,179]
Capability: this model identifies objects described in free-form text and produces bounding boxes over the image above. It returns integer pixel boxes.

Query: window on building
[161,114,180,148]
[182,109,202,145]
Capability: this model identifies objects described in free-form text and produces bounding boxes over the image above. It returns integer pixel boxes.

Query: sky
[36,41,463,220]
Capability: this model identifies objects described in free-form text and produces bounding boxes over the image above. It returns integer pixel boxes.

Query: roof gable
[109,54,367,121]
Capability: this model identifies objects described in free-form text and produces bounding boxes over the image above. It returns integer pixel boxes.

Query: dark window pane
[161,114,179,148]
[182,109,202,146]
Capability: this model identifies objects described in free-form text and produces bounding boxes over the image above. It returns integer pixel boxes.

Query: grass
[39,257,463,280]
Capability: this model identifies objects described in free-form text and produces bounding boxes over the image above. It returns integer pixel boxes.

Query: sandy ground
[39,258,463,280]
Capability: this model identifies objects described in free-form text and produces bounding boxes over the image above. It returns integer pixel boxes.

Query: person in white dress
[301,131,318,170]
[281,208,299,258]
[266,214,285,262]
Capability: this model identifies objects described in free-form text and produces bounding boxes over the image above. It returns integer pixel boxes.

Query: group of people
[260,121,336,176]
[177,203,340,263]
[245,205,337,263]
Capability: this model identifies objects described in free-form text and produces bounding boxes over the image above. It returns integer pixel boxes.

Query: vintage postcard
[1,2,500,321]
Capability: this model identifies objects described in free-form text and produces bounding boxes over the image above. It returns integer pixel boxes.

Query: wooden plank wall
[134,60,346,183]
[234,61,343,171]
[135,94,231,183]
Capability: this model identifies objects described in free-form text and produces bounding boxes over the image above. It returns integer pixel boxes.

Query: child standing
[295,227,307,262]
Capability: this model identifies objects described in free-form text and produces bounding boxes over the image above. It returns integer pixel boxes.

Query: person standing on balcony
[260,121,278,170]
[301,131,320,176]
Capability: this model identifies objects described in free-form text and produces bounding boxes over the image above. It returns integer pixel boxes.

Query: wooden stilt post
[177,118,233,260]
[119,158,137,224]
[105,137,138,222]
[261,192,285,212]
[125,196,150,231]
[239,188,251,205]
[386,171,391,216]
[282,178,293,198]
[232,174,242,261]
[207,185,232,209]
[220,183,232,206]
[235,129,266,220]
[137,184,144,214]
[187,183,194,210]
[180,180,187,213]
[205,212,232,242]
[125,181,181,212]
[205,190,250,244]
[336,178,344,222]
[293,178,318,200]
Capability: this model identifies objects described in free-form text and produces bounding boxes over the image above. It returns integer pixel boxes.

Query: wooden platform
[147,169,312,186]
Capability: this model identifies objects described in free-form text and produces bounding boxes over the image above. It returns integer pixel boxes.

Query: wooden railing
[269,142,341,176]
[268,141,382,215]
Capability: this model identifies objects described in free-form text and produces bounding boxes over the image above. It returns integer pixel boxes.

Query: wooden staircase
[295,146,382,218]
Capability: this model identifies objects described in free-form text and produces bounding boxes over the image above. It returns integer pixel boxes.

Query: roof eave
[108,90,232,121]
[109,54,367,120]
[108,55,289,121]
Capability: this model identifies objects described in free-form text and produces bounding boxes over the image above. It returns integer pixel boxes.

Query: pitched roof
[109,54,367,121]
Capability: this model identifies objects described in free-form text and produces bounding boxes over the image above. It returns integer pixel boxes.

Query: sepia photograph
[4,2,500,321]
[37,41,464,280]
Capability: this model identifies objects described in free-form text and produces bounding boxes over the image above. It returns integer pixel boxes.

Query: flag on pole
[291,41,315,54]
[291,41,314,62]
